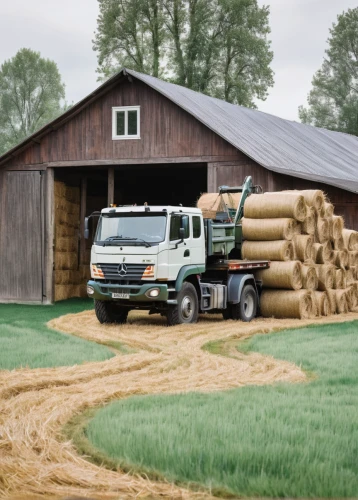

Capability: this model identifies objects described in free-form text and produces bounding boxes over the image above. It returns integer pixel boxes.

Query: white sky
[0,0,357,121]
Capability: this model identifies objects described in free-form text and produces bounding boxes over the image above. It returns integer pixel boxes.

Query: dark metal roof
[1,67,358,194]
[127,69,358,194]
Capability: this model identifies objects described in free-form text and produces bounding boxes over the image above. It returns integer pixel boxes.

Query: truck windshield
[95,213,167,245]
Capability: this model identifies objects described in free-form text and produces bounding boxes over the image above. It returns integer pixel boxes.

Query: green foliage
[299,8,358,135]
[93,0,274,107]
[0,48,67,155]
[0,299,114,370]
[86,321,358,498]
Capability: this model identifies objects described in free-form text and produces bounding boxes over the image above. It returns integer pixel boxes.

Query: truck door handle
[184,249,190,257]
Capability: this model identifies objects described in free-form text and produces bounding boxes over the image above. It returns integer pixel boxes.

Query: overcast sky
[0,0,357,122]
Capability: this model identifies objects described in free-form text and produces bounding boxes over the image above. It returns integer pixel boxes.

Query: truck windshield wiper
[104,236,151,247]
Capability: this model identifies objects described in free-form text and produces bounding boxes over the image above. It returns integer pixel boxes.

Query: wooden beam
[4,164,48,171]
[80,177,87,265]
[207,163,217,192]
[108,167,114,206]
[43,155,242,168]
[43,168,54,304]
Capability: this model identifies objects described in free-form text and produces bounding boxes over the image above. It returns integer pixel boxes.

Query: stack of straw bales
[54,181,88,301]
[197,192,242,220]
[241,190,358,318]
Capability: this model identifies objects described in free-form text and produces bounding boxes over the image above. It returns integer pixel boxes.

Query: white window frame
[112,106,140,140]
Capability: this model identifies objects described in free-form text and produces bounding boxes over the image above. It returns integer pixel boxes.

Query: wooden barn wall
[3,79,243,168]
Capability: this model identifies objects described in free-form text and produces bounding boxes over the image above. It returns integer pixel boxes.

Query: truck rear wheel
[167,282,199,326]
[94,300,129,324]
[232,284,257,322]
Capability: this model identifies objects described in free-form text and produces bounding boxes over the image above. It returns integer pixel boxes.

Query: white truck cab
[86,178,269,325]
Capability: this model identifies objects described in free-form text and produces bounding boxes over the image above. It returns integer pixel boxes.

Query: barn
[1,67,358,304]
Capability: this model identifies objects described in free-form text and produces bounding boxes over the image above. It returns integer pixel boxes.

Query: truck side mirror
[179,227,185,240]
[84,217,89,239]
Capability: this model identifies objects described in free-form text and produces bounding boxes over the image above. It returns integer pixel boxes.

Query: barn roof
[1,67,358,193]
[126,69,358,194]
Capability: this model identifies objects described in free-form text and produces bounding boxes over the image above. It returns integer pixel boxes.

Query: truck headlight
[145,288,160,298]
[87,285,95,295]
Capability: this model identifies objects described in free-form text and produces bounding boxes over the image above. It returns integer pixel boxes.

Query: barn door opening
[0,171,43,302]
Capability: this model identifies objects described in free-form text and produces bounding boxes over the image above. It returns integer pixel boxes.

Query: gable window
[112,106,140,140]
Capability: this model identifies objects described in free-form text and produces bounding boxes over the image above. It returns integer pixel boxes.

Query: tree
[93,0,274,107]
[299,8,358,136]
[0,48,66,155]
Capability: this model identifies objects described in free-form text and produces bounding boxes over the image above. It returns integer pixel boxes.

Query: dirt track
[1,310,358,500]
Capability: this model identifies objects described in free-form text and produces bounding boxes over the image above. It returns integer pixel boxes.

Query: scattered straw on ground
[1,310,358,500]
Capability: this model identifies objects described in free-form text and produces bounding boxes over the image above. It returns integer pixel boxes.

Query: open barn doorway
[114,163,207,207]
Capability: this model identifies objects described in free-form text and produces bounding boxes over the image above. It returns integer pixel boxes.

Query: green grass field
[86,321,358,498]
[0,299,114,370]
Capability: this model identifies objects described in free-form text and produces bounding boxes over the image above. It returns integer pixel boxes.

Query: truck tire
[232,284,257,322]
[167,282,199,326]
[94,300,129,324]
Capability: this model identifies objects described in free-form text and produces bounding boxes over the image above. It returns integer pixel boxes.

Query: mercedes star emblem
[117,263,128,277]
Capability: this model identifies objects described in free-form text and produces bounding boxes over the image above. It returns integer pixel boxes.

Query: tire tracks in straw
[1,310,358,499]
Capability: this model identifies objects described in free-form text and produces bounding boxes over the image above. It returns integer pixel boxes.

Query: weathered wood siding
[3,79,243,168]
[0,171,43,301]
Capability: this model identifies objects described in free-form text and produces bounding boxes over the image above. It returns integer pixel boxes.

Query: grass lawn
[0,299,114,370]
[86,321,358,498]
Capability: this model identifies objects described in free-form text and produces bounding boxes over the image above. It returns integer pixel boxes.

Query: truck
[85,176,269,325]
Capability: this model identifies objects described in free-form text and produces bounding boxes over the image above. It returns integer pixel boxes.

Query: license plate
[112,293,130,299]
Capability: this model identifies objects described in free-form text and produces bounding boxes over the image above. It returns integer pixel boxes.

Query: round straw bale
[54,270,81,285]
[332,216,344,240]
[313,291,331,317]
[315,217,330,243]
[324,202,334,217]
[341,269,347,289]
[260,290,315,319]
[242,240,294,261]
[312,243,322,263]
[334,269,344,289]
[54,251,78,270]
[349,251,358,267]
[327,217,334,240]
[327,289,337,314]
[333,250,348,269]
[302,265,318,290]
[349,282,358,309]
[313,264,335,291]
[333,237,344,251]
[350,266,357,281]
[282,190,325,212]
[301,206,315,235]
[342,229,358,251]
[244,193,307,221]
[336,289,349,314]
[197,192,242,211]
[255,261,302,290]
[242,218,298,241]
[346,268,355,286]
[293,235,313,262]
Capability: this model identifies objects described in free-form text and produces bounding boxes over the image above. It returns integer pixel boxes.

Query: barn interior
[53,164,208,301]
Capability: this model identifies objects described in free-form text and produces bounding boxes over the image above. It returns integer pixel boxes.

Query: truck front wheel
[167,282,199,326]
[232,284,257,322]
[94,300,129,324]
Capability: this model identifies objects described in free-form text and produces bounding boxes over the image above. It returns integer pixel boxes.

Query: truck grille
[98,263,148,281]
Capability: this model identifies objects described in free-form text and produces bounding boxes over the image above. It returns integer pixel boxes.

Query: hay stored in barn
[242,240,294,261]
[282,189,325,213]
[336,289,349,314]
[197,192,242,219]
[242,218,298,241]
[293,235,313,262]
[301,207,316,235]
[313,264,335,291]
[255,261,302,290]
[260,290,315,319]
[316,218,330,243]
[244,193,307,221]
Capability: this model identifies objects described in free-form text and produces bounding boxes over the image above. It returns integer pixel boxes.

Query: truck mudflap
[87,280,169,302]
[227,273,257,304]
